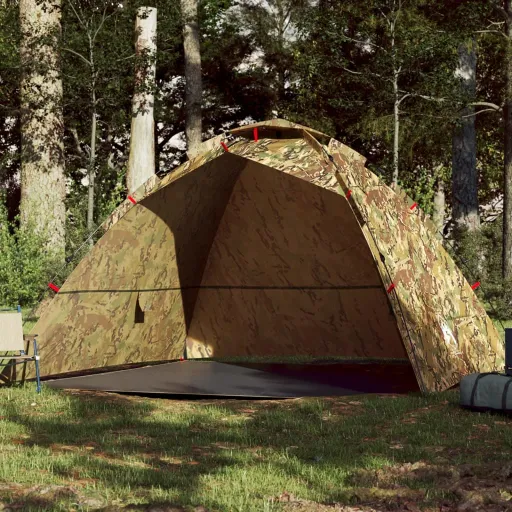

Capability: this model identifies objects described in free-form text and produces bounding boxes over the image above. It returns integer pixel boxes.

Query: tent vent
[134,294,145,324]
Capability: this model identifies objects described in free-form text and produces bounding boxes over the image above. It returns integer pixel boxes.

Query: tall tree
[127,6,157,194]
[238,0,309,116]
[181,0,202,158]
[504,0,512,278]
[452,39,480,232]
[19,0,66,258]
[0,0,21,219]
[64,1,117,237]
[294,0,457,186]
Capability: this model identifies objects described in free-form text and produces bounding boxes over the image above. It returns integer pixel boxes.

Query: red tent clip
[386,283,395,294]
[410,202,417,211]
[220,141,229,152]
[48,283,60,293]
[253,127,259,141]
[471,281,481,290]
[128,195,137,204]
[346,189,352,199]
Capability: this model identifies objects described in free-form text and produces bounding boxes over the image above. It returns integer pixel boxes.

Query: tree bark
[19,0,66,259]
[127,7,157,194]
[504,2,512,278]
[452,39,480,233]
[392,80,400,188]
[181,0,202,159]
[87,29,98,236]
[87,98,96,236]
[390,9,400,189]
[433,178,445,238]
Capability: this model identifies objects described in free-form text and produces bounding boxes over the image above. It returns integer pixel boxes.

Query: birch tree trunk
[127,7,157,194]
[87,100,96,235]
[504,1,512,279]
[392,78,400,188]
[87,30,98,236]
[19,0,66,259]
[390,8,400,189]
[452,39,480,233]
[433,179,445,238]
[181,0,202,159]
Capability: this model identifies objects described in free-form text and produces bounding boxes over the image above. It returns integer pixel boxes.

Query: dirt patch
[0,484,102,511]
[0,484,211,512]
[346,462,512,511]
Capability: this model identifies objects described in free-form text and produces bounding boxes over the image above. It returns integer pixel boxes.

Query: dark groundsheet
[45,360,419,398]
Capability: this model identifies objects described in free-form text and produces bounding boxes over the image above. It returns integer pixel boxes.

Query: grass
[494,318,512,339]
[0,387,511,511]
[22,307,38,335]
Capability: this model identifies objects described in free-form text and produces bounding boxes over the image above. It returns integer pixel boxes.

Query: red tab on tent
[220,141,229,152]
[471,281,481,290]
[386,283,395,294]
[127,195,137,204]
[48,283,60,293]
[346,189,352,199]
[410,202,417,211]
[253,127,259,141]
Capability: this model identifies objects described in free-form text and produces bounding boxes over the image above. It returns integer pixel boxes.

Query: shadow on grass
[2,388,510,511]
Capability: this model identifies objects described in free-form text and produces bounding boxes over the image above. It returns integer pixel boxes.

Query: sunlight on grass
[494,318,512,338]
[0,386,511,511]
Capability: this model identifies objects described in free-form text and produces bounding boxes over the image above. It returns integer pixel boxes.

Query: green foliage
[447,220,512,321]
[0,203,60,308]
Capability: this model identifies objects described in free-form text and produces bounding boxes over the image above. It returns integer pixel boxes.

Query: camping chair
[0,306,41,393]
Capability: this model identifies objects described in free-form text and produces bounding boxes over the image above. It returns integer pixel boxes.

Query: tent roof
[230,118,331,143]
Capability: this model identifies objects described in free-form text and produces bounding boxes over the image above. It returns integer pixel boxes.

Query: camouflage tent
[22,119,503,394]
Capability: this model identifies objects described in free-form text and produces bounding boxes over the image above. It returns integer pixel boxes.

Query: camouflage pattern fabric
[326,139,503,392]
[20,119,503,392]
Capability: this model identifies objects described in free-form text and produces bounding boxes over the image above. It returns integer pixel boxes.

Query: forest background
[1,0,511,322]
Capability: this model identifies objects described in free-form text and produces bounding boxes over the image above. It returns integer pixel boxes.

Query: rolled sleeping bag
[460,372,512,412]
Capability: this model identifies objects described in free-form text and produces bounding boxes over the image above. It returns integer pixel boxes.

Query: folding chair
[0,306,41,393]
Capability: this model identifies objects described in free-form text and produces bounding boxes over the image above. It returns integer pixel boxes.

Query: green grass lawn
[21,307,38,335]
[494,318,512,339]
[0,387,511,511]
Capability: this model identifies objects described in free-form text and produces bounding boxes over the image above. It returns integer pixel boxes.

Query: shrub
[0,203,60,308]
[446,220,512,321]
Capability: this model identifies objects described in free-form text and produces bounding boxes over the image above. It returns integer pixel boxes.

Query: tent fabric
[327,139,503,391]
[22,119,504,393]
[230,118,330,143]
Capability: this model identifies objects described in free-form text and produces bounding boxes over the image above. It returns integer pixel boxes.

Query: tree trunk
[19,0,66,259]
[181,0,202,159]
[392,85,400,188]
[504,2,512,279]
[390,13,399,189]
[452,39,480,233]
[433,179,445,238]
[87,103,96,236]
[87,31,98,236]
[127,6,157,194]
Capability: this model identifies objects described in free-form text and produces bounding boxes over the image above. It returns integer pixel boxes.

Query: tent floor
[46,360,419,398]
